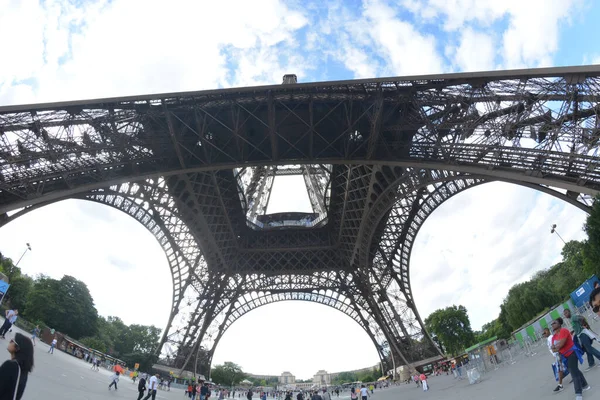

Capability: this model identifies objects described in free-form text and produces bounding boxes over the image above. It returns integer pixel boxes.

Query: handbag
[12,361,21,400]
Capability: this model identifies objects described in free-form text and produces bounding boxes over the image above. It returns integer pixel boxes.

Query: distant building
[279,371,296,384]
[313,370,330,386]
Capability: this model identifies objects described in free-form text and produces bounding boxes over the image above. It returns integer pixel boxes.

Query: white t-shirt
[148,376,158,390]
[547,335,555,356]
[51,339,57,346]
[359,388,368,397]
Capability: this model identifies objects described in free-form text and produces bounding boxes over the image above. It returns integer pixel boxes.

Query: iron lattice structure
[1,66,600,375]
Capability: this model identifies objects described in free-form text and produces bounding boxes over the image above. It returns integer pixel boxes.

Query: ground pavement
[1,320,600,400]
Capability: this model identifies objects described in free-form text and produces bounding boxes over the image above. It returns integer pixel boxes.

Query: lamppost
[550,224,566,245]
[15,243,32,266]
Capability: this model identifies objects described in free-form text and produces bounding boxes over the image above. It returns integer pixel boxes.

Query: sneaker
[583,385,591,392]
[553,385,564,393]
[584,365,595,371]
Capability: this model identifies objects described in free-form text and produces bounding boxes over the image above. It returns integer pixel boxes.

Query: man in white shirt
[359,385,369,400]
[48,337,58,354]
[0,309,18,338]
[143,374,159,400]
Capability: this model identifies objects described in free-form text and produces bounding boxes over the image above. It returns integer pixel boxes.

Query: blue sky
[0,0,596,378]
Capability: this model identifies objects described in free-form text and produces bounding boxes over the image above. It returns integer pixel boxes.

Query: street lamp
[550,224,566,245]
[15,243,32,266]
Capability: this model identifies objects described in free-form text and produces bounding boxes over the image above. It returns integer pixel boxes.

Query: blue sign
[0,280,9,295]
[570,275,599,308]
[0,281,10,303]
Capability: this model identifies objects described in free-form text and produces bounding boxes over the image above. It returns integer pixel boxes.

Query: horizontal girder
[1,65,600,213]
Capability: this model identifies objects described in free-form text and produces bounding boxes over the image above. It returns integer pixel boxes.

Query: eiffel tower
[0,66,598,377]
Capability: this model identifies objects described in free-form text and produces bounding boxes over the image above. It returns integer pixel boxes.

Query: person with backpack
[563,308,600,369]
[246,388,253,400]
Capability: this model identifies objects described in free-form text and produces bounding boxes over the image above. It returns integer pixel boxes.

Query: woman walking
[551,318,591,400]
[0,333,34,399]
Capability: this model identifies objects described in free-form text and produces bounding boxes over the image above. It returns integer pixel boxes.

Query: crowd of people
[542,281,600,400]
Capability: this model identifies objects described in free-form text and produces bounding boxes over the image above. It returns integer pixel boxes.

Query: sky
[0,0,598,379]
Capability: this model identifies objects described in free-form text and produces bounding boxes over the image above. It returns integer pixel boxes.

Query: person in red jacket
[550,319,590,400]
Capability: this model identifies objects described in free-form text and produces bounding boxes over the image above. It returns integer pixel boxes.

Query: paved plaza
[2,321,600,399]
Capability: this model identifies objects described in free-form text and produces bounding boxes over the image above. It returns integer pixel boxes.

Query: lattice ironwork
[1,65,599,376]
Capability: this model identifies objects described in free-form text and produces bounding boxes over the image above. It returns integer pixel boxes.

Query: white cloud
[452,28,496,71]
[404,0,581,69]
[411,182,588,330]
[0,200,171,329]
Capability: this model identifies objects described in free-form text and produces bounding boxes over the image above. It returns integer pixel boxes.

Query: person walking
[0,333,34,400]
[544,323,566,393]
[30,326,40,346]
[564,308,600,370]
[419,373,429,391]
[551,318,590,400]
[48,337,57,354]
[359,385,369,400]
[137,374,147,400]
[108,371,120,390]
[143,374,159,400]
[0,309,18,339]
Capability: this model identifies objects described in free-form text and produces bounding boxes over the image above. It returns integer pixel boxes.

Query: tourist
[48,336,57,354]
[544,324,565,393]
[563,308,600,370]
[321,388,331,400]
[348,388,355,400]
[143,373,159,400]
[0,333,34,400]
[359,385,368,400]
[108,371,120,390]
[419,373,429,391]
[0,309,18,339]
[30,325,40,346]
[551,318,590,400]
[137,374,147,400]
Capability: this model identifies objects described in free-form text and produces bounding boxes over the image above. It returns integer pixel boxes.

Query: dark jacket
[0,360,28,400]
[138,377,147,392]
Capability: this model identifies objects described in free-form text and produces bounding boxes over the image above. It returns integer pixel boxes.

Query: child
[109,371,120,390]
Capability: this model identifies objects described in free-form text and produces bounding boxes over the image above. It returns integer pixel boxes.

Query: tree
[5,275,33,311]
[80,336,108,353]
[583,195,600,277]
[210,362,247,386]
[0,256,21,282]
[424,305,475,356]
[25,275,98,339]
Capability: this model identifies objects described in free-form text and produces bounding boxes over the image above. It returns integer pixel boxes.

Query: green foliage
[583,195,600,277]
[6,275,33,311]
[498,240,589,333]
[210,362,247,386]
[332,371,357,384]
[424,305,475,356]
[0,255,21,282]
[25,275,98,339]
[80,336,108,353]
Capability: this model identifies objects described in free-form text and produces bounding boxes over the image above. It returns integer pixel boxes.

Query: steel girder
[0,66,599,213]
[1,65,600,374]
